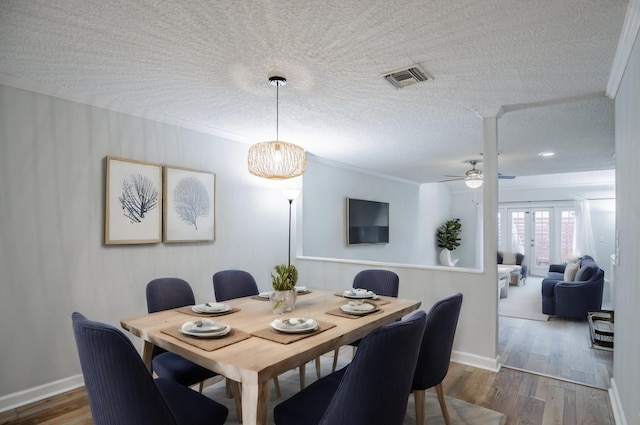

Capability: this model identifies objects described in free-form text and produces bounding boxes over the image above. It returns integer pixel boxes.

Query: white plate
[270,318,318,333]
[180,324,232,338]
[181,319,227,333]
[258,291,272,299]
[295,286,308,293]
[343,288,376,299]
[192,303,231,313]
[340,302,378,315]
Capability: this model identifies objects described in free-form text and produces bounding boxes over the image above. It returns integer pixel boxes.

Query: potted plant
[436,218,461,266]
[270,264,299,313]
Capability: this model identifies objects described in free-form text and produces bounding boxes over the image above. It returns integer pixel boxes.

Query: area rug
[498,277,550,321]
[203,354,506,424]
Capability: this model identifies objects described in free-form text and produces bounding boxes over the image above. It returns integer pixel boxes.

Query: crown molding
[606,0,640,98]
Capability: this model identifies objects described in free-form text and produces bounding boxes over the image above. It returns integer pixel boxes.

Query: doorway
[501,205,577,276]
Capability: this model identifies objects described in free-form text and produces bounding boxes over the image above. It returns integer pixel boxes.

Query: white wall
[611,21,640,425]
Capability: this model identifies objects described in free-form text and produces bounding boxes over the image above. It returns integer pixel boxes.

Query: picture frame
[163,165,215,243]
[105,156,163,244]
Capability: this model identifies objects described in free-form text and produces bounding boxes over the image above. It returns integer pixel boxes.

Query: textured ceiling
[0,0,627,184]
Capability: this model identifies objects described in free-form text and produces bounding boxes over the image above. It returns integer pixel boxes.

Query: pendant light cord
[276,82,279,141]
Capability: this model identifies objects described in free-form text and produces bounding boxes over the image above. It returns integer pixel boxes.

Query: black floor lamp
[282,189,301,267]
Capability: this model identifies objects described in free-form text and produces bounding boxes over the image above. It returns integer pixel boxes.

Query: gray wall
[0,84,296,400]
[612,24,640,425]
[301,159,456,267]
[301,158,421,263]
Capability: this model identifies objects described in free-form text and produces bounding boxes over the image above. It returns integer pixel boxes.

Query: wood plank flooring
[499,315,613,389]
[1,360,615,425]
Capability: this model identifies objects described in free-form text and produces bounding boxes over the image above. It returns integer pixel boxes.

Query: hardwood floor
[0,360,614,425]
[499,313,613,390]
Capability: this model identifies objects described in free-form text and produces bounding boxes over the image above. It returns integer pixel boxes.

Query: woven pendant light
[248,75,306,179]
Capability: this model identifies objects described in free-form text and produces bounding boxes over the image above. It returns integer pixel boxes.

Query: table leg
[242,379,271,425]
[141,340,154,372]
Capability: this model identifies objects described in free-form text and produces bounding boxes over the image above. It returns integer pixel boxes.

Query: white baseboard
[1,350,499,413]
[0,374,84,413]
[609,378,628,425]
[451,350,500,372]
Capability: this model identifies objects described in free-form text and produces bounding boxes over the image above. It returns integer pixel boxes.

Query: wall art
[105,156,163,244]
[163,165,215,243]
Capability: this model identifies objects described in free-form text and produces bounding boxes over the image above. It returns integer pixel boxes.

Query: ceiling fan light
[465,178,483,189]
[248,140,306,179]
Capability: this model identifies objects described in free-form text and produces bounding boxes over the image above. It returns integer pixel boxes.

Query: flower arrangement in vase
[270,264,298,313]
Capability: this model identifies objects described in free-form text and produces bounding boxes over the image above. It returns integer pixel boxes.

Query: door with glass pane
[507,208,553,276]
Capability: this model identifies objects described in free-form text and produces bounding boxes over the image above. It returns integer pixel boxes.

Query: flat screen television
[347,198,389,245]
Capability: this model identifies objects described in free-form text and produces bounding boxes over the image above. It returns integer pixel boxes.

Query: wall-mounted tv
[347,198,389,245]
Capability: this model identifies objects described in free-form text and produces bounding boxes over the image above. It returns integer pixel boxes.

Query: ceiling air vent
[383,65,430,89]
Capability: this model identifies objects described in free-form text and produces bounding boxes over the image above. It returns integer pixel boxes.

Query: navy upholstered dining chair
[146,278,219,392]
[332,269,400,372]
[212,269,284,397]
[411,292,463,425]
[274,309,427,425]
[71,312,228,425]
[212,269,262,301]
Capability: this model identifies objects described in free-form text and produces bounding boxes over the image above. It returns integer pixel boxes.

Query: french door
[506,208,553,276]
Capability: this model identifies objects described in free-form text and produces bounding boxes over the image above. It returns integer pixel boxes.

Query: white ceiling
[0,0,627,184]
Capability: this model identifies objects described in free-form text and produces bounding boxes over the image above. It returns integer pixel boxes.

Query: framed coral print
[105,156,163,244]
[163,165,215,243]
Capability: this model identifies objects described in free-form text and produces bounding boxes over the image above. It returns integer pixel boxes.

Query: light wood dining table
[121,288,421,425]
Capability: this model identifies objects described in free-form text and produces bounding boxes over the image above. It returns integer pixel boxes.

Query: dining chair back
[411,292,463,425]
[71,312,228,425]
[274,309,427,425]
[213,269,260,301]
[146,277,218,390]
[352,269,399,296]
[147,277,195,312]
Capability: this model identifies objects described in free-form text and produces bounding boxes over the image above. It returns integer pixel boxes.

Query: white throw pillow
[564,261,580,282]
[502,252,517,265]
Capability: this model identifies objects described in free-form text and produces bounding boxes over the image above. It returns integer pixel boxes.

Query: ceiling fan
[439,160,516,188]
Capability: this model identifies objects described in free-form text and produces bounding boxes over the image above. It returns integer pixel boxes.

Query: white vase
[269,290,297,314]
[439,248,459,267]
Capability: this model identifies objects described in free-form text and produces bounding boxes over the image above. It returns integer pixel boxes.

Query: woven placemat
[332,293,391,306]
[325,307,384,319]
[175,305,241,318]
[161,327,251,351]
[251,320,336,344]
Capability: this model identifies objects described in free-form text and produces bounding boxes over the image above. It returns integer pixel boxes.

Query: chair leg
[198,381,204,393]
[228,380,243,423]
[299,363,306,390]
[414,389,426,425]
[273,376,281,397]
[332,347,340,372]
[315,356,321,378]
[225,379,232,398]
[435,383,451,425]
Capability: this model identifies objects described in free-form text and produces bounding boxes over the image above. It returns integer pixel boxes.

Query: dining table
[120,288,421,425]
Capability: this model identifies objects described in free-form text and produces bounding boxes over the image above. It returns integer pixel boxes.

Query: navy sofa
[541,255,604,319]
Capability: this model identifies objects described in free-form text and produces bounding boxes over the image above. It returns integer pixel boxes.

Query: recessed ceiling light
[538,152,555,157]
